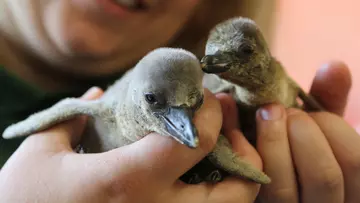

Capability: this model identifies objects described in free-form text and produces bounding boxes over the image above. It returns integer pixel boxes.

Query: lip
[97,0,144,18]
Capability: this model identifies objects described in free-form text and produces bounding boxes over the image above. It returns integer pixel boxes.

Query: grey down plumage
[3,48,204,152]
[2,47,271,184]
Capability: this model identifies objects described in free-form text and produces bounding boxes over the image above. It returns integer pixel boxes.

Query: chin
[45,24,147,74]
[36,0,198,75]
[52,21,125,59]
[62,32,122,59]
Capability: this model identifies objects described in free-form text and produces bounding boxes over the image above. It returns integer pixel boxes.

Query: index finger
[310,112,360,202]
[308,61,352,116]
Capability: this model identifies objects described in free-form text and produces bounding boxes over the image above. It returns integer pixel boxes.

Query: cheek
[10,0,199,74]
[42,1,195,59]
[43,1,125,57]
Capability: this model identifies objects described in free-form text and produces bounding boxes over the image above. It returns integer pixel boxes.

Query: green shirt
[0,66,124,167]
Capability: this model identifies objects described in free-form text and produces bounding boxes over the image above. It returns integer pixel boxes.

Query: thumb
[100,89,223,186]
[308,61,352,116]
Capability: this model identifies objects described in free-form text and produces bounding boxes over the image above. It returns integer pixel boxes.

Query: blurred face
[2,0,200,76]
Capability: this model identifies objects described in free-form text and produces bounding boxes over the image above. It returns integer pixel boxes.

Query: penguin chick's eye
[145,93,157,104]
[238,45,254,56]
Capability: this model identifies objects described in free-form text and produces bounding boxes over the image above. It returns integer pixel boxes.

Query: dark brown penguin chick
[198,16,325,185]
[201,16,324,111]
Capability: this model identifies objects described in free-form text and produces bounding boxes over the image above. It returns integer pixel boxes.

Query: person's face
[3,0,200,76]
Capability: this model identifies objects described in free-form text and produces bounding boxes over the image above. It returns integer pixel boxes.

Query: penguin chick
[201,16,324,110]
[2,46,271,185]
[199,16,325,185]
[2,47,204,152]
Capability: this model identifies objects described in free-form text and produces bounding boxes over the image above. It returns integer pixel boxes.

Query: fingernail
[82,87,100,98]
[258,104,283,121]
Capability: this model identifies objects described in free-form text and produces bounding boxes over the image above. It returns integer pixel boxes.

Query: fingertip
[214,92,232,100]
[81,86,104,100]
[256,104,289,146]
[310,61,352,115]
[317,61,352,89]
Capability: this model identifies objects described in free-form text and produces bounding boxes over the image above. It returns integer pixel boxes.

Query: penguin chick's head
[131,47,204,148]
[201,17,272,85]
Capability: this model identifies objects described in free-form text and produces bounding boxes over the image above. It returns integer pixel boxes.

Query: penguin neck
[220,60,288,107]
[110,88,146,143]
[221,65,274,92]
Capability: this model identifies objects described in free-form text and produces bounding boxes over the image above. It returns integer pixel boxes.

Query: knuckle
[313,166,343,191]
[346,152,360,172]
[286,109,316,130]
[258,125,285,144]
[286,107,305,116]
[310,111,333,117]
[286,108,308,120]
[309,111,338,122]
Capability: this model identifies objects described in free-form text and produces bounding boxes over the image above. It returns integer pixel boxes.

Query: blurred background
[270,0,359,128]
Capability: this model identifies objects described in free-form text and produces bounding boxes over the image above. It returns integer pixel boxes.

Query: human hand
[0,87,261,203]
[253,61,360,203]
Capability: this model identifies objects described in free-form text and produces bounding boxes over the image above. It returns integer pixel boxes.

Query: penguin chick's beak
[200,52,235,73]
[158,106,199,148]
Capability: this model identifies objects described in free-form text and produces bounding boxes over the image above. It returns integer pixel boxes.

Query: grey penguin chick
[2,47,204,152]
[200,16,325,184]
[2,47,271,185]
